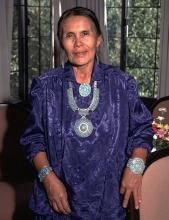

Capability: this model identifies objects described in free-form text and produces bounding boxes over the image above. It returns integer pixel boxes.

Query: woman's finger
[133,188,139,209]
[52,201,60,213]
[123,189,132,208]
[55,196,70,215]
[60,196,71,214]
[138,183,142,206]
[55,198,67,214]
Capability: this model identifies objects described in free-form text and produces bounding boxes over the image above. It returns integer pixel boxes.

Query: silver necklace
[67,81,99,138]
[79,83,91,97]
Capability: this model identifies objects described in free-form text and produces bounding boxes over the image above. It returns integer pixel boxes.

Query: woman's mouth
[73,51,87,57]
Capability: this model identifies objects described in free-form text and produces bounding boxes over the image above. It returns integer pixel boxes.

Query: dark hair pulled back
[57,7,102,44]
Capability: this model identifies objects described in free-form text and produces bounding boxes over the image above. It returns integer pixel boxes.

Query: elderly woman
[21,7,153,220]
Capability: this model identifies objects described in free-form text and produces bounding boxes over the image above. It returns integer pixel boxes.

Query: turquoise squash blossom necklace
[67,81,100,138]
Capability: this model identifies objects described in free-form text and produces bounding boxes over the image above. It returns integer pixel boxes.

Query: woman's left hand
[120,167,142,209]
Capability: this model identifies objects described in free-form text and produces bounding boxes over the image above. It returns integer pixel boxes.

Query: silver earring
[61,49,65,68]
[61,59,64,69]
[96,53,99,64]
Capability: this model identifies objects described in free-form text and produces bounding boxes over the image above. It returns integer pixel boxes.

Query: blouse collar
[63,61,104,82]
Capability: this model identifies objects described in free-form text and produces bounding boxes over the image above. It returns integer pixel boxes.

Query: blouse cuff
[127,140,152,156]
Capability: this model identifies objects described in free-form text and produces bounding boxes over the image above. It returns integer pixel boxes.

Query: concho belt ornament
[79,83,91,97]
[67,81,99,138]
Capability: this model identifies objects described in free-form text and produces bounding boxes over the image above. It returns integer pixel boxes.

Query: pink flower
[156,128,167,139]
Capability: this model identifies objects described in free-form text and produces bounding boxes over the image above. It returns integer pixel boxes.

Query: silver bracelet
[127,157,145,175]
[38,165,53,182]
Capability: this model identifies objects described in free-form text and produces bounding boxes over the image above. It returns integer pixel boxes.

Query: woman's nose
[74,35,82,47]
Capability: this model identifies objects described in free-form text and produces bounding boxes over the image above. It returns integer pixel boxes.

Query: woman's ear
[96,35,103,48]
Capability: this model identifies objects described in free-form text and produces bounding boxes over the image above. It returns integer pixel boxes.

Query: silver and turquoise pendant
[74,116,93,138]
[79,83,91,97]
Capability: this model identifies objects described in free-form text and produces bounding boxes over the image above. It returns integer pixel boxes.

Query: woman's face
[61,15,102,68]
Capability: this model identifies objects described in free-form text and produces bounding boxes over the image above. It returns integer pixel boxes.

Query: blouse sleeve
[20,77,46,163]
[126,76,154,155]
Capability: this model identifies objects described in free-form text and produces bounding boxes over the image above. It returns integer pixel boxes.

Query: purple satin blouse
[20,62,153,220]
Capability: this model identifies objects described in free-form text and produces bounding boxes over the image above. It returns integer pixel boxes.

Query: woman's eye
[81,31,89,36]
[66,33,74,38]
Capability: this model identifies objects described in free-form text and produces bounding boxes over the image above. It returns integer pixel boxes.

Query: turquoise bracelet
[38,165,53,182]
[127,157,145,175]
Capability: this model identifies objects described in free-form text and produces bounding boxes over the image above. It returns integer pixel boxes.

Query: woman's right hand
[43,172,71,215]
